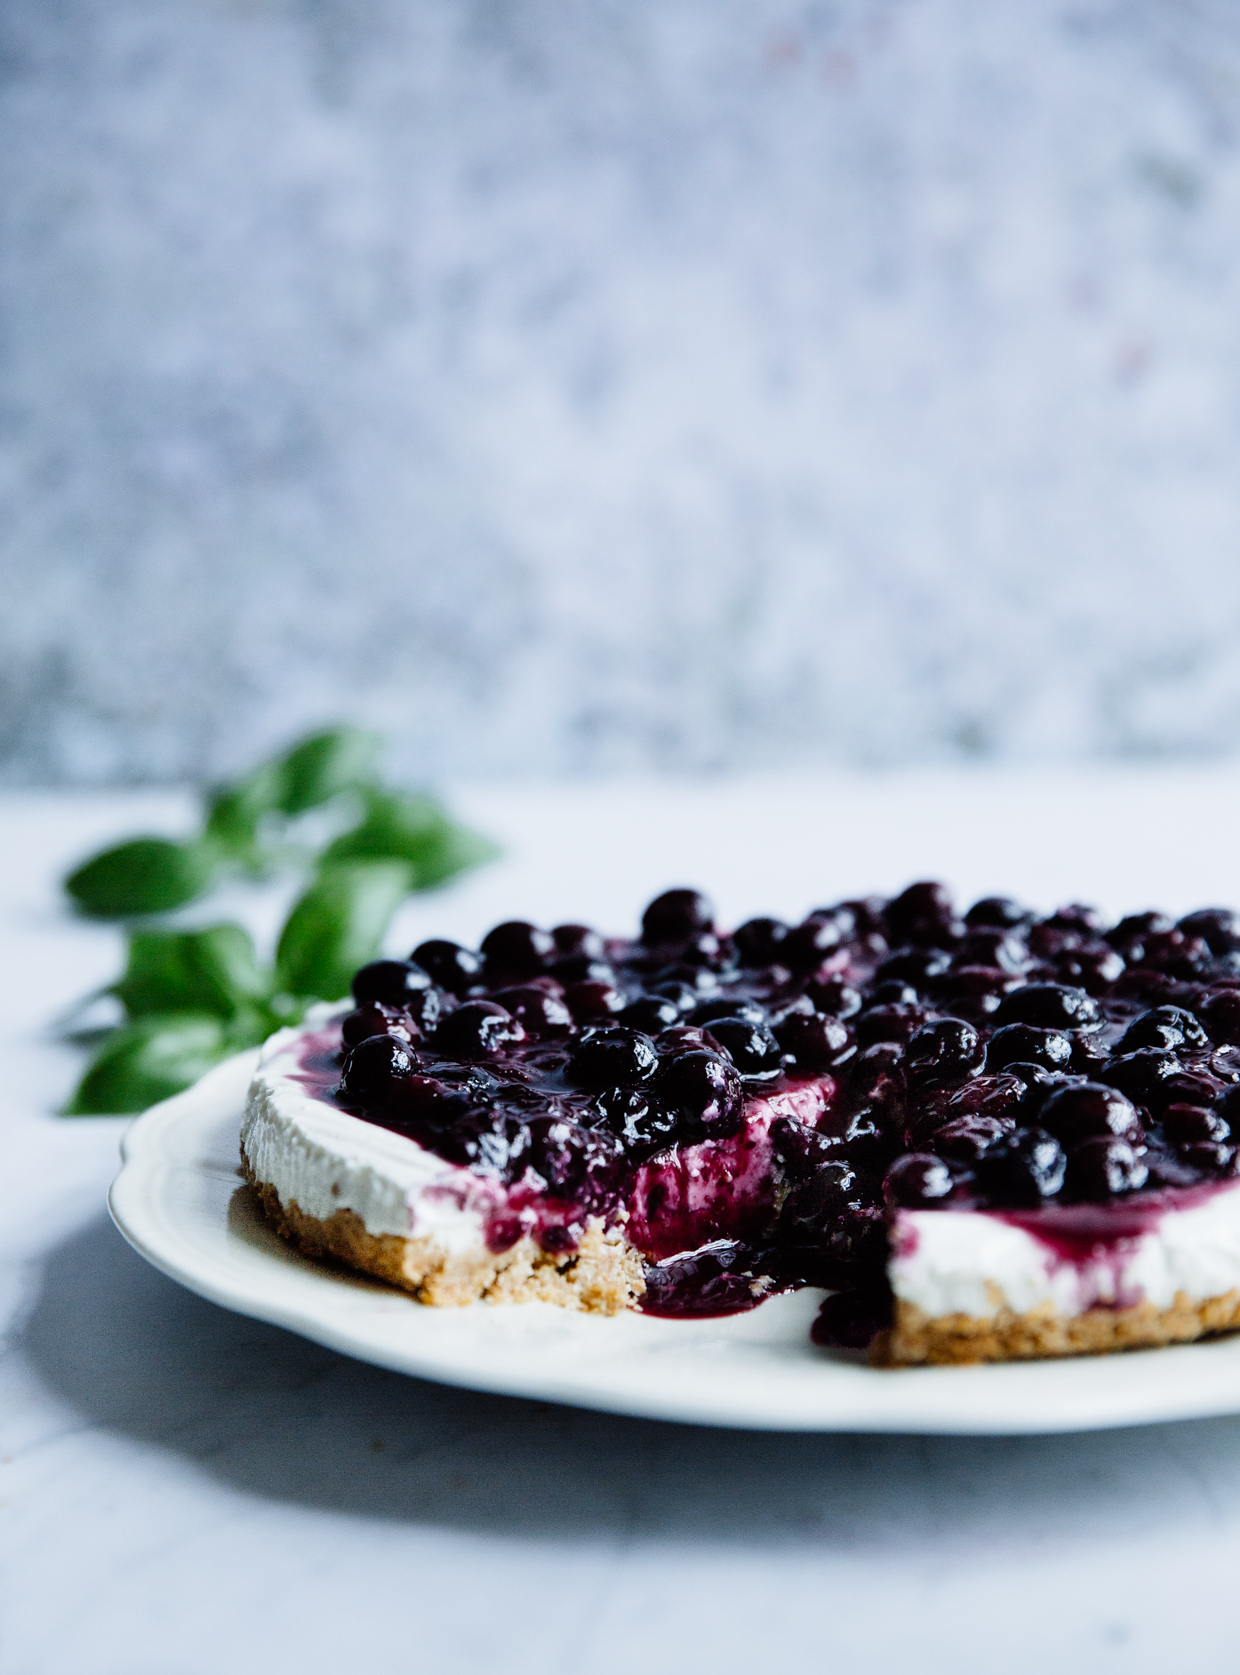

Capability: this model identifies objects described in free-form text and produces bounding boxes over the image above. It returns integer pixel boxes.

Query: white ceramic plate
[109,1049,1240,1434]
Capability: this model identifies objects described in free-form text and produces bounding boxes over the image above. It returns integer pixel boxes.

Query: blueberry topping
[704,1016,783,1081]
[1162,1103,1231,1146]
[884,881,959,947]
[563,979,627,1021]
[338,1034,419,1101]
[883,1153,955,1208]
[781,915,845,973]
[433,1001,527,1059]
[806,977,863,1018]
[964,896,1031,929]
[983,1023,1073,1074]
[411,939,483,996]
[930,1115,1012,1164]
[1117,1005,1208,1054]
[974,1127,1067,1205]
[548,954,615,984]
[648,980,700,1015]
[1100,1048,1182,1106]
[340,1001,420,1049]
[350,959,432,1008]
[565,1026,659,1090]
[1038,1081,1144,1148]
[733,917,790,966]
[490,985,575,1037]
[773,1011,852,1071]
[855,1003,934,1046]
[1197,988,1240,1045]
[595,1088,681,1151]
[1065,1137,1148,1199]
[993,982,1100,1029]
[1178,908,1240,954]
[480,920,554,976]
[619,995,683,1033]
[641,888,715,947]
[656,1050,744,1139]
[552,923,606,959]
[903,1018,984,1086]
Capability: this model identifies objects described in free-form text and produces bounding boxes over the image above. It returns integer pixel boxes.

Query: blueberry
[649,980,700,1015]
[1197,988,1240,1045]
[866,980,920,1008]
[810,1285,893,1350]
[934,965,1018,1015]
[704,1016,783,1081]
[930,1116,1012,1165]
[641,889,715,947]
[548,954,615,984]
[565,1027,659,1089]
[563,980,626,1022]
[854,1003,934,1046]
[732,917,790,967]
[552,923,606,959]
[651,964,721,997]
[1178,908,1240,955]
[768,1115,841,1176]
[876,948,952,985]
[490,985,575,1037]
[964,896,1032,929]
[1038,1082,1144,1147]
[1043,903,1107,934]
[883,1153,955,1209]
[656,1050,744,1139]
[1013,1067,1082,1116]
[479,920,554,977]
[1100,1049,1181,1107]
[435,1111,533,1182]
[781,915,844,974]
[338,1034,419,1102]
[527,1116,623,1196]
[974,1127,1066,1205]
[993,982,1100,1029]
[350,959,432,1008]
[594,1088,680,1152]
[903,1018,983,1086]
[619,995,682,1033]
[985,1024,1074,1073]
[952,930,1029,972]
[1065,1137,1148,1199]
[841,1105,901,1174]
[1163,1103,1231,1146]
[948,1072,1028,1120]
[411,939,483,997]
[780,1159,871,1246]
[340,1001,420,1050]
[773,1011,852,1071]
[691,997,768,1027]
[433,1001,527,1059]
[806,977,863,1019]
[884,881,959,947]
[1051,946,1126,992]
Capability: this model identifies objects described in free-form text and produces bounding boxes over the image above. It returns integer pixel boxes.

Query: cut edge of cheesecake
[241,1149,646,1315]
[872,1288,1240,1366]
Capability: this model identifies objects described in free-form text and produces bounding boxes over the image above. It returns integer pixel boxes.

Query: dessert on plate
[241,884,1240,1364]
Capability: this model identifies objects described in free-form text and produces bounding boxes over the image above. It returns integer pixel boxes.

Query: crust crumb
[242,1148,645,1315]
[871,1290,1240,1366]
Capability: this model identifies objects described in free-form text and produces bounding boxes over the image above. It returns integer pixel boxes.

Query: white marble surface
[7,1,1240,783]
[7,771,1240,1673]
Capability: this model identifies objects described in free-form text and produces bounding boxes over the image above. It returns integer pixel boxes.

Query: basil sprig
[62,729,498,1114]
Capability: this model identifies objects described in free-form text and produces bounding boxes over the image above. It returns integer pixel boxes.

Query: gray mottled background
[4,0,1240,786]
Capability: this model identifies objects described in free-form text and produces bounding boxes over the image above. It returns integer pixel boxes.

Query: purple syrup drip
[639,1240,804,1318]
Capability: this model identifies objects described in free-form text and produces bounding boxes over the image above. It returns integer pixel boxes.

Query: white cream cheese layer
[890,1183,1240,1321]
[240,1011,498,1253]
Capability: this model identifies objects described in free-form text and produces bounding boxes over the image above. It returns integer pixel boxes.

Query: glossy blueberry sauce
[269,886,1240,1339]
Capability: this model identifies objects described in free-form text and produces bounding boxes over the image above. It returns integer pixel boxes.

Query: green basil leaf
[275,727,382,816]
[274,861,411,1002]
[64,1015,230,1115]
[203,762,287,860]
[64,837,217,919]
[321,789,499,889]
[112,923,270,1019]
